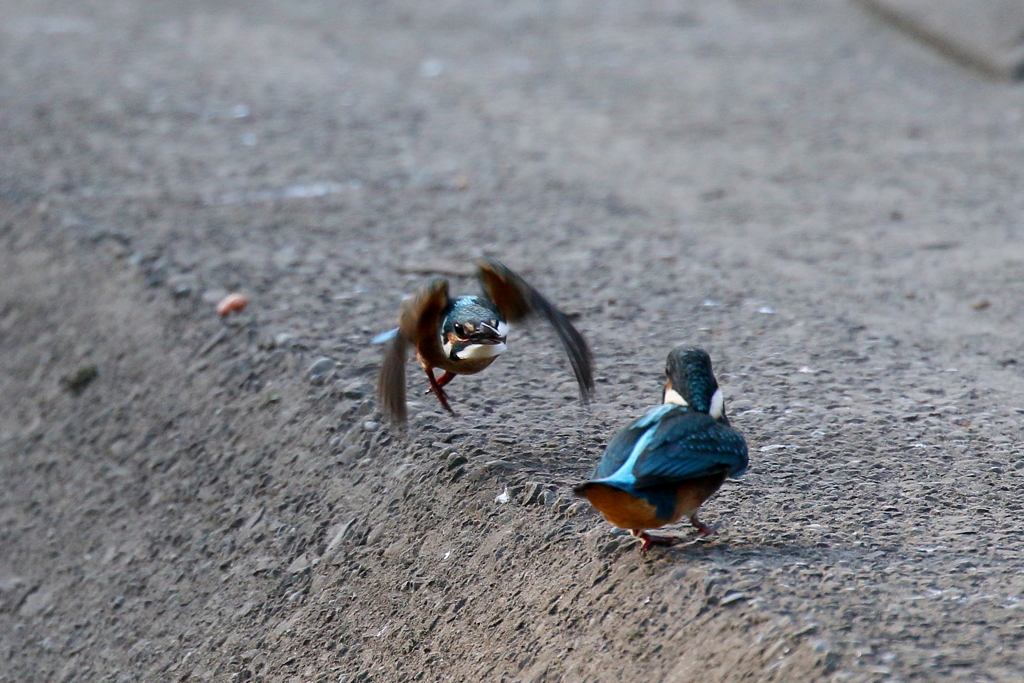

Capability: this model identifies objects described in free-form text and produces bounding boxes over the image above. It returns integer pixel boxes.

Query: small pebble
[216,293,248,316]
[306,357,336,385]
[720,592,747,606]
[166,274,197,297]
[523,483,544,505]
[62,366,98,396]
[338,445,362,464]
[341,381,366,399]
[202,288,229,304]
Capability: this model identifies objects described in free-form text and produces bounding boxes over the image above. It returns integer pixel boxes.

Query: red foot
[424,370,455,393]
[691,516,719,536]
[631,530,678,552]
[424,368,455,414]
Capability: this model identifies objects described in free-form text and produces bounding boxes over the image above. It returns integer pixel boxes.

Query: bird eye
[453,322,465,337]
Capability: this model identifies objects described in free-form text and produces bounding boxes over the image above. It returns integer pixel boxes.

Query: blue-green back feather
[589,404,747,492]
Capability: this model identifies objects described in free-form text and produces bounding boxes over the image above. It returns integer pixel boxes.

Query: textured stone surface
[4,0,1024,681]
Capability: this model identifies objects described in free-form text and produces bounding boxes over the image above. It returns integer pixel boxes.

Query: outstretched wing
[631,411,748,488]
[398,278,450,348]
[377,278,451,424]
[476,258,594,403]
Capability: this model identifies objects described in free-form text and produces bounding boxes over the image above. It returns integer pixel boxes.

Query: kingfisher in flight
[375,259,594,424]
[574,347,747,552]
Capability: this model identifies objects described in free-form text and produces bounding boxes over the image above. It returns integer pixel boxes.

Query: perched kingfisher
[574,347,747,552]
[375,259,594,424]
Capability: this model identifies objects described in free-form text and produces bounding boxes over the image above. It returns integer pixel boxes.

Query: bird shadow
[649,530,852,567]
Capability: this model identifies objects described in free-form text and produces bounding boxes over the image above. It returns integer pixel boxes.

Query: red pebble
[217,293,248,316]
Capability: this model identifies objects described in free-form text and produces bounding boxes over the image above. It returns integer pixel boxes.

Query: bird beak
[473,333,505,345]
[472,323,506,345]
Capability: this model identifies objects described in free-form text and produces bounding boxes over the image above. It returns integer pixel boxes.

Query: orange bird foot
[423,369,455,414]
[631,530,678,552]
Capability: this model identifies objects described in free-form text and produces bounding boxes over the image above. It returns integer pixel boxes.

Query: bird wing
[631,411,748,487]
[589,405,675,481]
[591,423,654,480]
[377,278,451,424]
[398,278,450,346]
[476,258,594,403]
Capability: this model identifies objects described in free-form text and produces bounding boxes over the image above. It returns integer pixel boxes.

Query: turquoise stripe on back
[593,416,664,488]
[634,403,676,429]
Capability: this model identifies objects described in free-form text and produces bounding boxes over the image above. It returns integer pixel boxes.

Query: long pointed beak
[472,322,506,344]
[470,333,505,345]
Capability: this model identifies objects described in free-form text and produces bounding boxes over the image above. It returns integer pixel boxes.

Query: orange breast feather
[581,484,667,530]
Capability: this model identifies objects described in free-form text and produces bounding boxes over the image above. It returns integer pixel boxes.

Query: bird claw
[632,530,678,552]
[691,517,719,537]
[432,388,455,414]
[424,369,456,414]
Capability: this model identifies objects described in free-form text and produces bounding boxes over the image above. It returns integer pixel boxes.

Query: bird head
[663,347,725,420]
[441,297,508,362]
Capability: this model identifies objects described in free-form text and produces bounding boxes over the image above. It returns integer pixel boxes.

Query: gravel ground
[4,0,1024,681]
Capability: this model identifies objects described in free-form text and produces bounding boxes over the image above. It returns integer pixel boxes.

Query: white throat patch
[663,388,688,406]
[454,342,506,361]
[709,388,725,419]
[664,387,725,418]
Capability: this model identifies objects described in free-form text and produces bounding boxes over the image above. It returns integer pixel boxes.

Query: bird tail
[377,332,409,426]
[571,482,593,499]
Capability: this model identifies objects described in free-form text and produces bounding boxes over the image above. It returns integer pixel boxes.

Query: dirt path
[4,1,1024,681]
